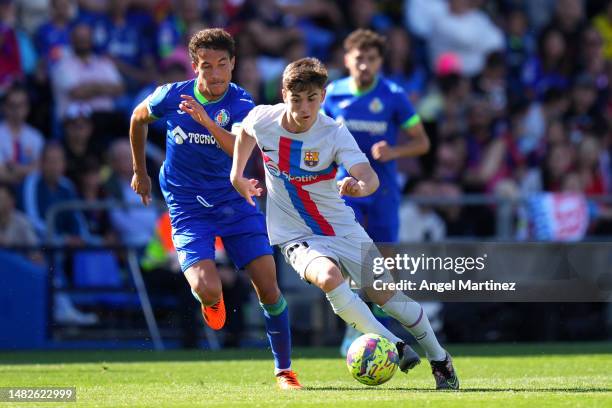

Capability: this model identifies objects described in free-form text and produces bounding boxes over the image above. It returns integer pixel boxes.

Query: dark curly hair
[188,28,235,63]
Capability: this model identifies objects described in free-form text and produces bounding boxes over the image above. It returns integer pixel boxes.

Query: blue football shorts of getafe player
[129,28,300,389]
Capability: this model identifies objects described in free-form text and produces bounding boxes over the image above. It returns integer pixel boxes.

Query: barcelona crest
[304,150,319,167]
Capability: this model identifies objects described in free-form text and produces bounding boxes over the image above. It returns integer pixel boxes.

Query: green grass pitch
[0,343,610,407]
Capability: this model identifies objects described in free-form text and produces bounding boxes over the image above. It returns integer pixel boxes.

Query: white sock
[326,282,402,344]
[275,366,292,375]
[381,292,446,361]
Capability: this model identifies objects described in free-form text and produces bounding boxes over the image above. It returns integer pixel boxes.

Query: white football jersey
[241,104,369,245]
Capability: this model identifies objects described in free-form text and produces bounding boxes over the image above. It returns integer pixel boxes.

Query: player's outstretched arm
[338,162,380,197]
[179,94,236,156]
[230,128,262,206]
[129,99,157,205]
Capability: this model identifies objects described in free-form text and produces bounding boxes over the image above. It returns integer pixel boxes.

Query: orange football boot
[201,294,225,330]
[276,370,302,390]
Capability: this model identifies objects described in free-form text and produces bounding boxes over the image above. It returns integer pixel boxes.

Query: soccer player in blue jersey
[323,29,430,242]
[323,29,431,356]
[129,28,301,389]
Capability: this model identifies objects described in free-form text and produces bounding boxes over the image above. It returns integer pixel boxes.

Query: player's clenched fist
[231,176,263,206]
[131,172,152,205]
[337,176,363,197]
[179,94,213,127]
[371,140,396,162]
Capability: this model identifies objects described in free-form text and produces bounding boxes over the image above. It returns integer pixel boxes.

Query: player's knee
[257,284,281,305]
[365,287,395,306]
[313,264,344,292]
[191,276,222,305]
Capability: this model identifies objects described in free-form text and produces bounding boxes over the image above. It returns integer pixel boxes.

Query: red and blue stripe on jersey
[264,136,337,236]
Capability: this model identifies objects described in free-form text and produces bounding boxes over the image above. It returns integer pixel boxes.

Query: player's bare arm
[179,94,237,156]
[371,122,430,162]
[129,98,157,206]
[338,162,379,197]
[230,128,262,206]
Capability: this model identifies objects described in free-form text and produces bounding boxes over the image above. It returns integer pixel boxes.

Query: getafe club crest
[214,109,230,127]
[304,150,319,167]
[369,97,384,113]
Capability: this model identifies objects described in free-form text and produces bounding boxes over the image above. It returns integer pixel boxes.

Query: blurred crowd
[1,0,611,247]
[0,0,611,250]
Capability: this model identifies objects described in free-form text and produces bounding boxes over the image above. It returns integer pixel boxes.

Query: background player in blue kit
[323,29,431,355]
[323,29,431,243]
[129,28,301,389]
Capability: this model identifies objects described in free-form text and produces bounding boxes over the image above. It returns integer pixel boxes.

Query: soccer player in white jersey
[230,58,459,390]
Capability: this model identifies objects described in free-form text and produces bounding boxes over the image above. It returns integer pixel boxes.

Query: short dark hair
[282,57,328,93]
[188,28,235,63]
[343,29,385,56]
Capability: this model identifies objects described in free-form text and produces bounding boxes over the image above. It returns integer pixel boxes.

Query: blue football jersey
[323,76,420,192]
[148,80,254,204]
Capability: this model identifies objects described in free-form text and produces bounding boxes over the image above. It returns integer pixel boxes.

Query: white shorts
[280,227,393,288]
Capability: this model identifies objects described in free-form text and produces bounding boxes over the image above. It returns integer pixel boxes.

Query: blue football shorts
[165,195,273,272]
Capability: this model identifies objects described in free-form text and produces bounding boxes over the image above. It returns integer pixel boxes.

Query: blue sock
[260,295,291,374]
[372,303,393,329]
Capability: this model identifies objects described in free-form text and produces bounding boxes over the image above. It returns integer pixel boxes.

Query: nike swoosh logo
[262,147,276,152]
